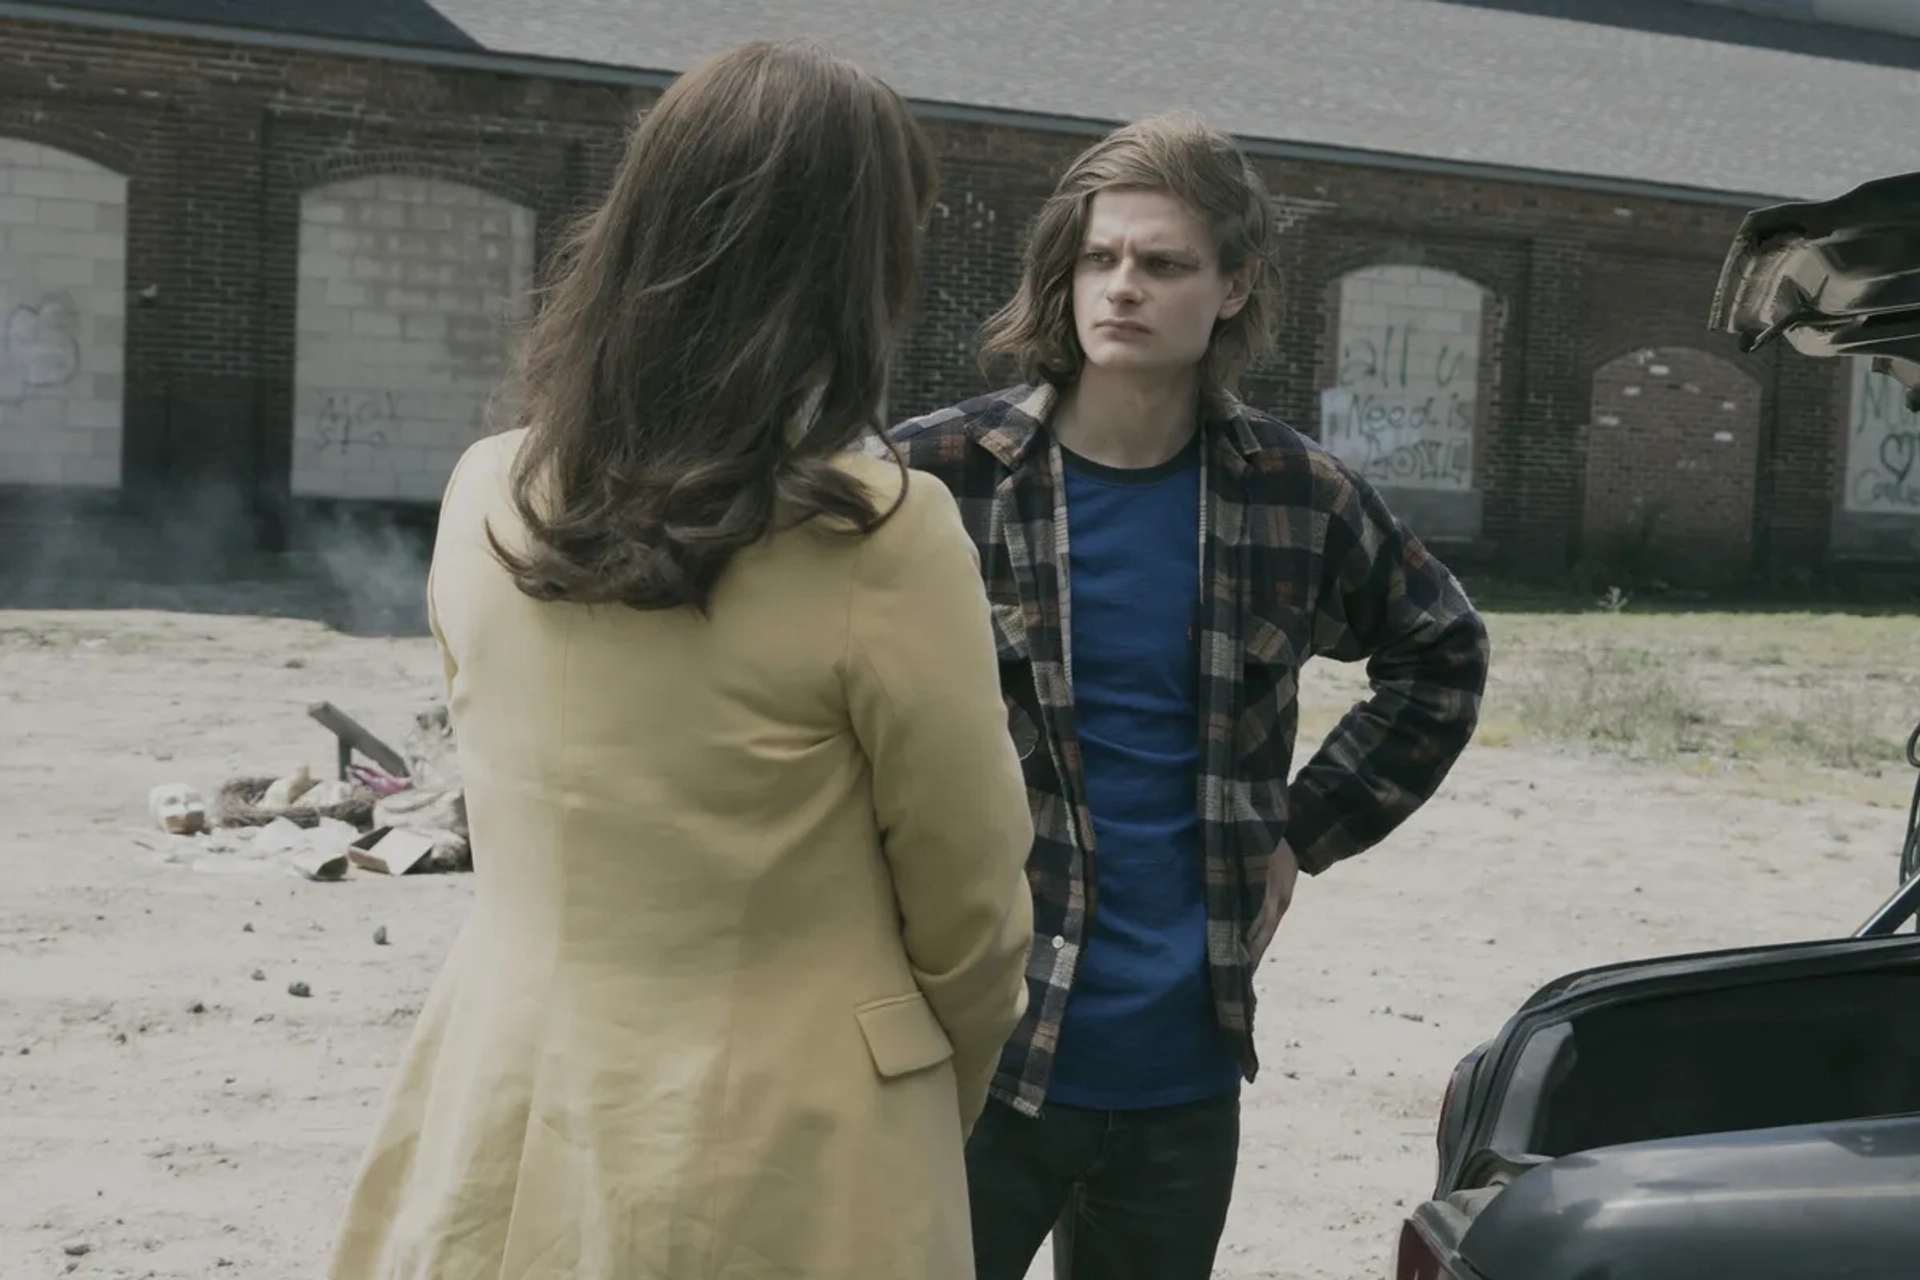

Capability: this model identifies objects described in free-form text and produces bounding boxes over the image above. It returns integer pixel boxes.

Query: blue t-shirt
[1045,433,1242,1110]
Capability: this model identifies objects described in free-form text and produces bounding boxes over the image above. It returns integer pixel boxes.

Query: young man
[878,116,1491,1279]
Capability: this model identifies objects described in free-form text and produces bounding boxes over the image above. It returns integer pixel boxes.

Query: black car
[1393,176,1920,1280]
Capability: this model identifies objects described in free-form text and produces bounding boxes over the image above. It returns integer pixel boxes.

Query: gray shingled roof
[28,0,1920,200]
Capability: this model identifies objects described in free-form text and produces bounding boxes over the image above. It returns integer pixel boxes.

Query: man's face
[1071,188,1249,380]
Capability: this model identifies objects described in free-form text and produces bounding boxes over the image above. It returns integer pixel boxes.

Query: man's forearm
[1285,609,1489,873]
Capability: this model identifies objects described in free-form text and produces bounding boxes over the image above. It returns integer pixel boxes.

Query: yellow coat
[327,430,1035,1279]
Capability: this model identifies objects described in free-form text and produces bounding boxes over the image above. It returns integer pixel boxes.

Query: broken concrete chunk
[259,765,318,813]
[148,783,208,836]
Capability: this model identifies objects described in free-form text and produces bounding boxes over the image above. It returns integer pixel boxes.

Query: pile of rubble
[146,701,469,882]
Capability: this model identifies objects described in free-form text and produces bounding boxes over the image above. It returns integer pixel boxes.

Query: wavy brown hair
[488,41,937,612]
[978,113,1278,413]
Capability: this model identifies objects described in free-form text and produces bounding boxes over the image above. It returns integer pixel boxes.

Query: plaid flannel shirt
[872,383,1490,1117]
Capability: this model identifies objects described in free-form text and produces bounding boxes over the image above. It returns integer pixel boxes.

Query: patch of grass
[1294,607,1918,795]
[1511,646,1714,759]
[1736,687,1908,771]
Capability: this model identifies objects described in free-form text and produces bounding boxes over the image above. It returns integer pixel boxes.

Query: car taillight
[1394,1218,1448,1280]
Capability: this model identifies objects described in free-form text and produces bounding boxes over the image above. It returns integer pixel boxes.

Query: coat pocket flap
[854,993,955,1079]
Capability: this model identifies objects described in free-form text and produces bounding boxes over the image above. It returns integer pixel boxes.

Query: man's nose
[1105,265,1143,302]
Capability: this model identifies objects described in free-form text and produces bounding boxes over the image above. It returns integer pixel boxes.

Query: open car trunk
[1426,931,1920,1279]
[1710,169,1920,409]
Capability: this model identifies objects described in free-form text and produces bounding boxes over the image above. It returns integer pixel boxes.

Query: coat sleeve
[843,467,1035,1133]
[425,438,490,694]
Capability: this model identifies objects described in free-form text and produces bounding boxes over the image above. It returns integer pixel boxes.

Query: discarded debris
[287,981,311,998]
[251,818,306,856]
[259,765,319,812]
[302,778,356,810]
[373,925,389,946]
[154,698,471,884]
[212,775,376,830]
[148,783,208,835]
[188,1000,206,1014]
[251,969,265,981]
[375,785,465,838]
[309,700,412,781]
[349,827,445,876]
[349,763,412,797]
[291,847,350,882]
[243,815,359,880]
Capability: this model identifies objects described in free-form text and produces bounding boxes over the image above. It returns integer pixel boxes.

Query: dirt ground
[1,599,1913,1280]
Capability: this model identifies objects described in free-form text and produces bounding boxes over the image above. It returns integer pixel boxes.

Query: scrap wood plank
[307,701,411,781]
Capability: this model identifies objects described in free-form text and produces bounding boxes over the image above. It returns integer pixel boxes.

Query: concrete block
[35,200,96,235]
[37,258,96,290]
[63,398,118,430]
[350,311,403,339]
[0,194,38,225]
[0,450,63,485]
[9,169,70,200]
[403,313,448,341]
[76,457,123,490]
[66,173,127,205]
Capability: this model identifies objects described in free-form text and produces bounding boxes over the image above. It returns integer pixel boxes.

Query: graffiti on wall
[292,174,533,502]
[1319,266,1483,490]
[1846,358,1920,514]
[312,391,397,456]
[0,291,81,406]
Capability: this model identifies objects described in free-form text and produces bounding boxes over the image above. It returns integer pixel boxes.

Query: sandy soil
[0,605,1909,1280]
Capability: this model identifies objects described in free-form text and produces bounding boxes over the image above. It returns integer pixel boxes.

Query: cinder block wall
[0,13,1907,585]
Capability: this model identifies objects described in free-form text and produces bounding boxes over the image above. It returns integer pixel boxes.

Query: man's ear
[1217,263,1255,321]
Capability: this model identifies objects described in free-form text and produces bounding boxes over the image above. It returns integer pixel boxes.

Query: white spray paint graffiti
[0,290,81,403]
[1319,265,1484,490]
[0,138,128,488]
[1845,357,1920,514]
[292,174,533,502]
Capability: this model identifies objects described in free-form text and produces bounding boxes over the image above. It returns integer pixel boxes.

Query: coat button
[1051,935,1065,950]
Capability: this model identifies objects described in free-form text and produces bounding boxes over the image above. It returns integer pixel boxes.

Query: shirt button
[1051,935,1065,950]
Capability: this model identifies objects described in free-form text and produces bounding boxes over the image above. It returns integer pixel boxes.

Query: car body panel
[1709,169,1920,407]
[1440,931,1920,1193]
[1458,1113,1920,1280]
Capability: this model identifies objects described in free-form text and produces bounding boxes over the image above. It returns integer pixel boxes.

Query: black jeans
[966,1089,1240,1280]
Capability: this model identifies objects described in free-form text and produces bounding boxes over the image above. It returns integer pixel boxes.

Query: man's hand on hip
[1248,840,1299,968]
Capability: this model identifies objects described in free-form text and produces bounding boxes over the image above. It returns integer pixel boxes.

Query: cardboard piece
[349,826,441,876]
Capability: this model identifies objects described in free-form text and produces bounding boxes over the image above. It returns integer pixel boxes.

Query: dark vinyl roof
[24,0,1920,200]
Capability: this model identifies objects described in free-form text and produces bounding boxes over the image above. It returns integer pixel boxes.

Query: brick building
[1,0,1918,588]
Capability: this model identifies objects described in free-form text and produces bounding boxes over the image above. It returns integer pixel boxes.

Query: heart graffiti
[1879,430,1917,485]
[0,292,82,405]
